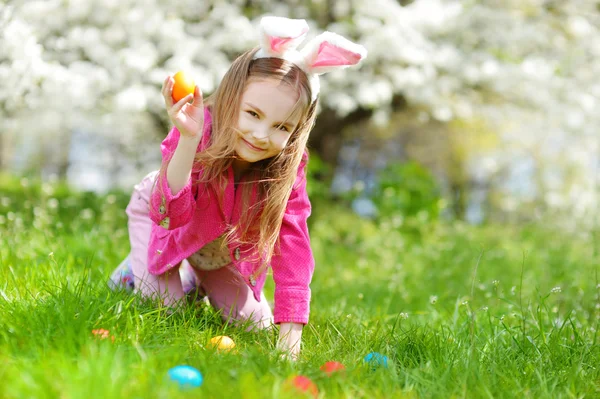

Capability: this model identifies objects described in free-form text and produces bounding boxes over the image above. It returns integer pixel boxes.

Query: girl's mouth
[243,139,267,152]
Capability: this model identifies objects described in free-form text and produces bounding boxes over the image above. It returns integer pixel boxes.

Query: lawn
[0,174,598,398]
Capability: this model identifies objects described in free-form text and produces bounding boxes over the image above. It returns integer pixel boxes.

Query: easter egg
[283,375,319,398]
[209,335,236,352]
[91,328,115,342]
[320,361,346,376]
[172,71,195,103]
[168,365,203,388]
[364,352,388,370]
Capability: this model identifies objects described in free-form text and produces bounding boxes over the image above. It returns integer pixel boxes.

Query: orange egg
[283,376,319,398]
[91,328,115,342]
[171,71,195,103]
[320,361,346,376]
[209,335,236,352]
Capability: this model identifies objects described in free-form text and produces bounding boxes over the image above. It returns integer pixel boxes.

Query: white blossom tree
[0,0,598,225]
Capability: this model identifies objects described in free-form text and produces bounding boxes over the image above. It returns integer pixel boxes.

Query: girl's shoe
[108,255,135,292]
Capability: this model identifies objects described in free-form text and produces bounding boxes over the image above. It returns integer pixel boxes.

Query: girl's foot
[108,256,135,292]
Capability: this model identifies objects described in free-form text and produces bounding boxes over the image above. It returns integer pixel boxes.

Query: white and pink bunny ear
[253,16,368,102]
[300,31,367,75]
[255,16,309,58]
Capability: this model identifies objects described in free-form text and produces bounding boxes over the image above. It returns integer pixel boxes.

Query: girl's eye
[247,110,259,118]
[278,125,289,132]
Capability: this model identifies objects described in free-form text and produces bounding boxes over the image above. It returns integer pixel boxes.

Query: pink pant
[125,171,273,330]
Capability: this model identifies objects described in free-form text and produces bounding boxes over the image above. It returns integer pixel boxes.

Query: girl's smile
[241,138,267,152]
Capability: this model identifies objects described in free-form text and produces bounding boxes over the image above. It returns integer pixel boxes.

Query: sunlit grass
[0,174,598,398]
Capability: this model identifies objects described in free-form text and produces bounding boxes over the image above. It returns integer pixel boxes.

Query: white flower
[80,209,95,220]
[115,86,148,112]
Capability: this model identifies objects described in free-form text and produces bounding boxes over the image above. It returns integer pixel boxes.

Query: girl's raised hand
[162,75,204,140]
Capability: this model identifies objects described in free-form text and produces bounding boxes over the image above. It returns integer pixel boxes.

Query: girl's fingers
[162,75,174,108]
[191,86,204,109]
[162,74,171,90]
[171,93,194,114]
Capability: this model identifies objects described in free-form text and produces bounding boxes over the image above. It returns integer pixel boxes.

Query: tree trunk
[308,106,373,164]
[56,130,72,180]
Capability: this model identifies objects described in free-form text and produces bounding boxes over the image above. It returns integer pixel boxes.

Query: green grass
[0,174,598,398]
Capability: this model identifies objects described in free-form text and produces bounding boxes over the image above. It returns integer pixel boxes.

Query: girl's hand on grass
[277,322,303,361]
[161,75,204,140]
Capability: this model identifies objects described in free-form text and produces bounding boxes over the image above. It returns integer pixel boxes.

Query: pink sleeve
[149,108,212,230]
[271,154,315,324]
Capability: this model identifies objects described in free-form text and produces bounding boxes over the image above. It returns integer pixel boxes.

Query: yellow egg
[209,335,236,352]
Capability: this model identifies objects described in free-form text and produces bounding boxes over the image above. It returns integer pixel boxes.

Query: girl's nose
[251,126,269,141]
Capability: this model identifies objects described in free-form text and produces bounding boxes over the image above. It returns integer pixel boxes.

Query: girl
[109,16,366,359]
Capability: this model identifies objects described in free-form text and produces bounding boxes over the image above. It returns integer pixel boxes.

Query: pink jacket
[147,108,315,324]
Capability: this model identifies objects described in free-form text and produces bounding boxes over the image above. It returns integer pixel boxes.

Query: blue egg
[364,352,389,370]
[168,365,203,388]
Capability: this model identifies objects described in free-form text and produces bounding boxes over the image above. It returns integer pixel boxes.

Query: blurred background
[1,0,598,230]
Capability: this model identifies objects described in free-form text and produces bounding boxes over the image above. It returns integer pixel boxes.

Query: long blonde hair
[188,48,317,269]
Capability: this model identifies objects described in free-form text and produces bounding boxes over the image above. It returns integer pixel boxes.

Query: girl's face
[233,79,302,169]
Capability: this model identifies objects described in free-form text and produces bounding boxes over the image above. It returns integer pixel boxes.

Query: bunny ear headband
[253,16,368,102]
